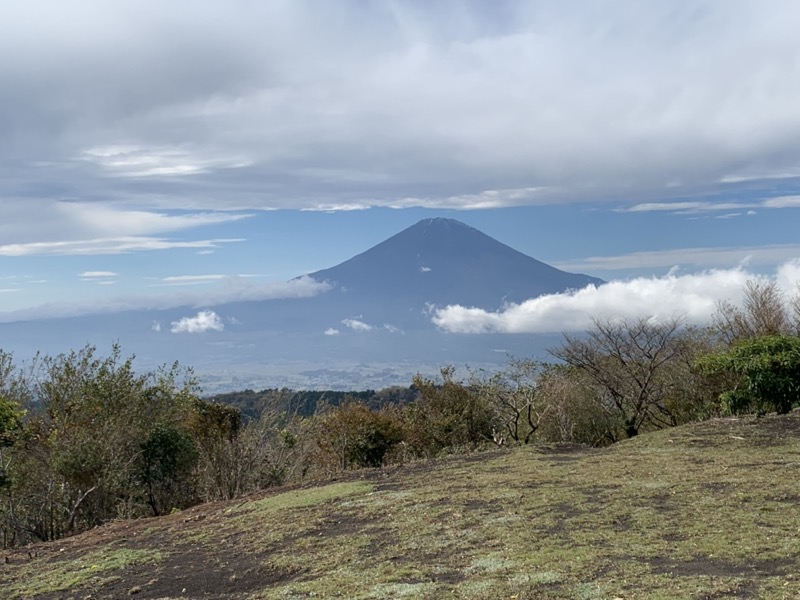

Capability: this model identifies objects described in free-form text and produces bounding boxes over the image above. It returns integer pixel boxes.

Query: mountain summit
[307,217,603,310]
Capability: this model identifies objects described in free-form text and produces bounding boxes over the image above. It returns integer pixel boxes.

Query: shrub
[408,367,494,456]
[314,402,404,471]
[694,334,800,415]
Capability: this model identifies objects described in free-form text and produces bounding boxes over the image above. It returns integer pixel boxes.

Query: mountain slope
[307,217,603,309]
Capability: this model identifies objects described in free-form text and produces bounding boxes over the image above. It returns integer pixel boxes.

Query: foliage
[694,334,800,415]
[0,350,30,495]
[138,424,198,516]
[314,402,404,471]
[409,367,495,456]
[0,345,201,545]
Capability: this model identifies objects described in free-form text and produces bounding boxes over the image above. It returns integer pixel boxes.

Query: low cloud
[432,262,800,334]
[170,310,224,334]
[79,271,117,278]
[324,328,340,336]
[342,318,374,332]
[0,276,331,323]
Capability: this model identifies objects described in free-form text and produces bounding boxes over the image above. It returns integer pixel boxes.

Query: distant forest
[206,386,421,420]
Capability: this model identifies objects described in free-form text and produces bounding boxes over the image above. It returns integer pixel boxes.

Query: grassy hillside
[2,414,800,599]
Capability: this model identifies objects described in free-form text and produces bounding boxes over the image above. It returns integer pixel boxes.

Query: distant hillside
[4,414,799,599]
[207,386,420,420]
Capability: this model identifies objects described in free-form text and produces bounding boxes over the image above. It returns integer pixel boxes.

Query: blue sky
[2,1,800,326]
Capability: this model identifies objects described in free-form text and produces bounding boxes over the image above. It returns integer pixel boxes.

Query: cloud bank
[432,261,800,334]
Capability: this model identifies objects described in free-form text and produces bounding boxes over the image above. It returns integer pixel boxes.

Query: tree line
[207,387,419,421]
[1,280,798,548]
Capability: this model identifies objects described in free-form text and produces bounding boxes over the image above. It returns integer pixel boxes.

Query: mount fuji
[0,219,603,390]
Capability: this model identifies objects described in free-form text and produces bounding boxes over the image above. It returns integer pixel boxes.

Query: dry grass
[2,413,799,599]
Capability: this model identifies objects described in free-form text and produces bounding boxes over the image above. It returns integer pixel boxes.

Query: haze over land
[2,2,800,388]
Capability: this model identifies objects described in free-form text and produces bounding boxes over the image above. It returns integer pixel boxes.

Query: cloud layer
[3,0,800,234]
[432,260,800,334]
[0,276,330,322]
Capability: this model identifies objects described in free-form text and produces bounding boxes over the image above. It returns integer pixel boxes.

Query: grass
[2,413,800,599]
[1,547,163,598]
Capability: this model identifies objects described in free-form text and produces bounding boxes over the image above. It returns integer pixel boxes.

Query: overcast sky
[2,0,800,324]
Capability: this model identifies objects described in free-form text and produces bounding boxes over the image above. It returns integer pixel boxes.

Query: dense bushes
[313,402,404,472]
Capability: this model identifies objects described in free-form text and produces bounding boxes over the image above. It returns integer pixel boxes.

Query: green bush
[408,367,494,456]
[694,334,800,415]
[315,402,404,471]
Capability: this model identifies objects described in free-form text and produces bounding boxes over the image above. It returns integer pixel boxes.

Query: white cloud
[555,244,800,272]
[170,310,224,334]
[621,195,800,215]
[620,201,753,214]
[82,144,252,178]
[432,263,800,334]
[152,321,162,332]
[58,202,254,237]
[342,318,374,332]
[0,237,245,257]
[324,328,340,336]
[79,271,117,278]
[419,266,432,273]
[763,195,800,208]
[383,324,404,334]
[777,259,800,293]
[156,273,260,287]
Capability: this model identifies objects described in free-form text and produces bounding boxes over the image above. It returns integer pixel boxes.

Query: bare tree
[550,316,689,438]
[472,358,545,444]
[714,280,794,345]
